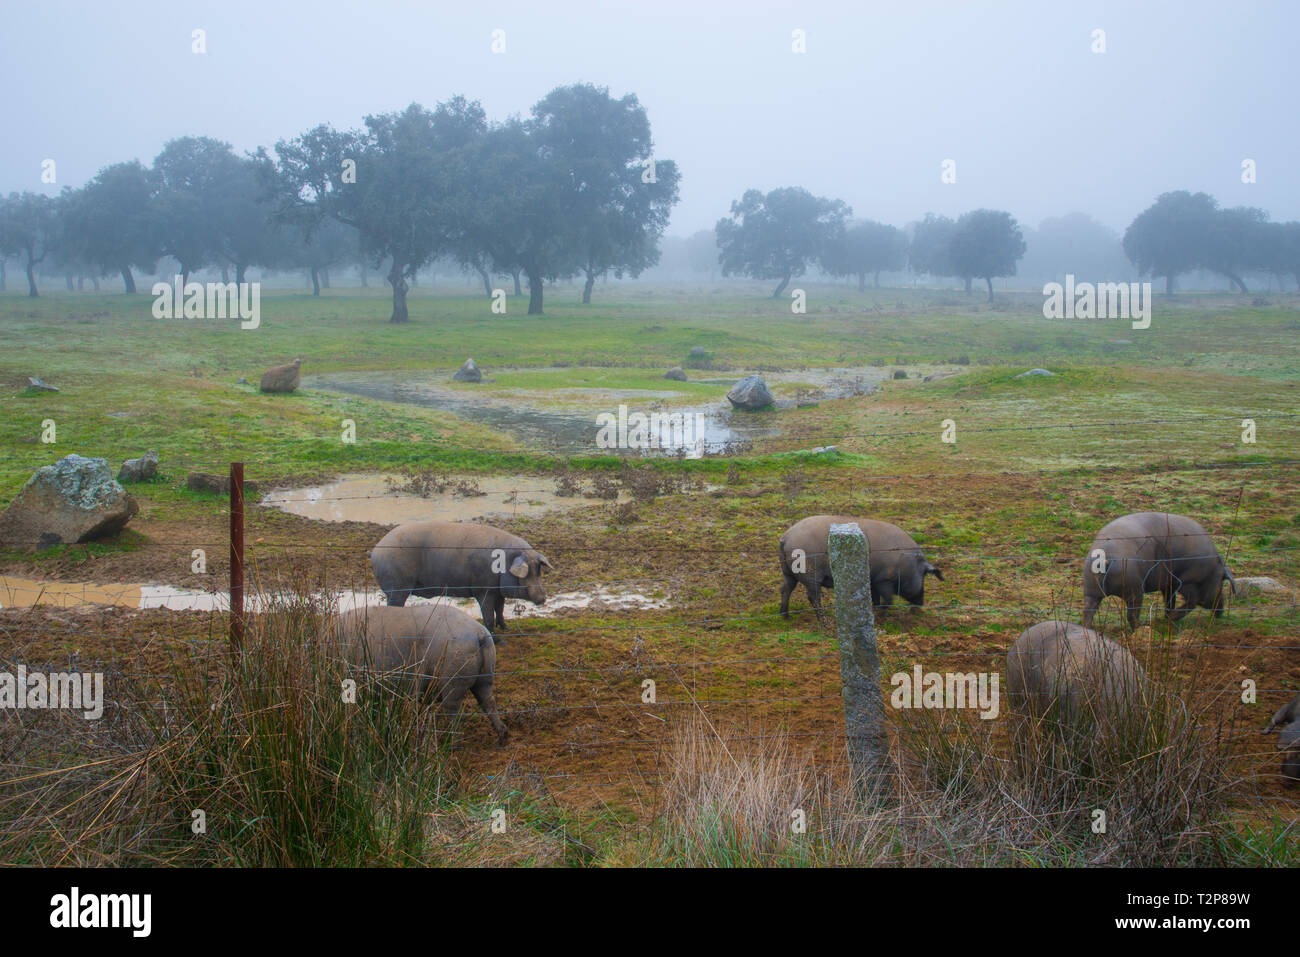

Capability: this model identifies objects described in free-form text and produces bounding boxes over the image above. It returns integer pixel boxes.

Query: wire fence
[2,450,1299,861]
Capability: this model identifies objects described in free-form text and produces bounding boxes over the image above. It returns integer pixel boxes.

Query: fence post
[828,522,890,795]
[229,461,245,655]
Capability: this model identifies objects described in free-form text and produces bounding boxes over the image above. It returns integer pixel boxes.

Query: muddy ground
[5,461,1297,828]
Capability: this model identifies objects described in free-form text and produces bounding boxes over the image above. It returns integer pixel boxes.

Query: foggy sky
[3,0,1297,236]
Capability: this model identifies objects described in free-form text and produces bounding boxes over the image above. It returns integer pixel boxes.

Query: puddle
[304,366,888,455]
[260,473,620,525]
[0,575,668,618]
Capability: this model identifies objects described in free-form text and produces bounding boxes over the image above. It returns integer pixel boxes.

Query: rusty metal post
[229,462,245,654]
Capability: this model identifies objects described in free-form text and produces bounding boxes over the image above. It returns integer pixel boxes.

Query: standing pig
[1081,512,1233,631]
[370,520,552,633]
[1006,620,1148,723]
[778,515,942,621]
[1262,691,1300,786]
[336,603,508,745]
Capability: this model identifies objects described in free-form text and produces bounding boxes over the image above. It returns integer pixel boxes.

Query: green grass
[3,281,1298,866]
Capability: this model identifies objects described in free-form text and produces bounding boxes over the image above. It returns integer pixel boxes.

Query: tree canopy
[715,187,850,297]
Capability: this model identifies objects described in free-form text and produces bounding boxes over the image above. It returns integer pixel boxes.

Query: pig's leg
[494,592,508,631]
[386,586,409,607]
[472,681,509,745]
[1124,587,1144,631]
[806,580,826,624]
[780,568,797,618]
[1082,591,1100,628]
[475,592,496,631]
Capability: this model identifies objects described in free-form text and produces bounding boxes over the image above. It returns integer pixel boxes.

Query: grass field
[2,281,1298,865]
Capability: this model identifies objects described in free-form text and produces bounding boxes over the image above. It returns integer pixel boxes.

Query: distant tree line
[712,186,1300,301]
[714,187,1026,301]
[0,84,680,321]
[4,92,1297,310]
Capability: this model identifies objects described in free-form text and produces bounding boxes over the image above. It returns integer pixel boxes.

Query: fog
[3,0,1297,238]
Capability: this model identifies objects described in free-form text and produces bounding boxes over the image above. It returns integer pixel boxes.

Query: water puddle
[260,473,620,525]
[304,366,888,454]
[0,575,668,618]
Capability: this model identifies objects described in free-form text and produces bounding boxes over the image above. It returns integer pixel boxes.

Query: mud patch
[260,473,621,525]
[0,574,669,618]
[305,366,891,454]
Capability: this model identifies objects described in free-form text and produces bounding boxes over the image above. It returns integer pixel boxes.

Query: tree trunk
[772,272,791,298]
[857,272,865,293]
[388,261,410,323]
[986,277,994,302]
[582,271,595,304]
[120,265,136,294]
[26,259,39,297]
[527,268,544,315]
[478,267,492,297]
[310,267,321,296]
[512,269,522,296]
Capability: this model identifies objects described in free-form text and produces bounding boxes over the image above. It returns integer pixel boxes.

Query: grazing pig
[1262,691,1300,786]
[1006,620,1148,723]
[371,520,552,633]
[1081,512,1233,631]
[778,515,942,621]
[336,603,508,745]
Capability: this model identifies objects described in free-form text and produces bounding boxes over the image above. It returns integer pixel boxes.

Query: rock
[810,446,839,455]
[923,371,958,383]
[1015,368,1054,378]
[892,369,907,379]
[260,359,302,393]
[0,454,138,548]
[26,377,59,393]
[186,472,260,497]
[117,450,158,484]
[726,375,774,411]
[453,358,482,383]
[664,367,687,381]
[236,377,248,385]
[1232,576,1290,598]
[689,346,708,359]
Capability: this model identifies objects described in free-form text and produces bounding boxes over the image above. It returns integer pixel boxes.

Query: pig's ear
[925,562,944,581]
[508,555,530,579]
[534,551,554,572]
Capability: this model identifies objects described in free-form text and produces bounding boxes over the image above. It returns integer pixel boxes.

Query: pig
[778,515,942,621]
[1006,620,1148,723]
[336,603,508,745]
[1081,512,1233,631]
[1262,691,1300,786]
[370,520,552,633]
